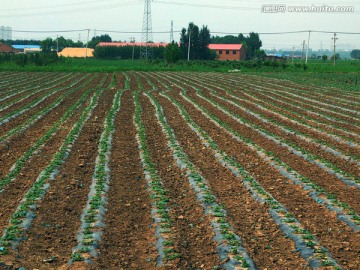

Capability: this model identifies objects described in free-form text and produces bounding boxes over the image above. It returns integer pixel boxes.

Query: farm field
[0,71,359,270]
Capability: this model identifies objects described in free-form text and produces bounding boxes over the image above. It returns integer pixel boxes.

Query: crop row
[194,73,360,143]
[0,74,109,192]
[70,76,123,264]
[144,85,255,268]
[0,71,358,269]
[0,73,74,104]
[155,77,341,269]
[158,72,360,237]
[0,86,103,256]
[167,73,359,186]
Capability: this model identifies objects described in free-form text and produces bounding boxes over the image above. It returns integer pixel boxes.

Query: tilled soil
[138,75,220,269]
[1,71,359,270]
[0,74,102,180]
[158,73,360,269]
[11,83,116,268]
[149,83,310,268]
[93,75,157,269]
[183,86,360,215]
[0,92,101,238]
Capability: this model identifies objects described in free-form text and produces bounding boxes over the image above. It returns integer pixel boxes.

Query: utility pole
[301,40,305,63]
[291,46,295,65]
[56,35,59,53]
[305,31,311,64]
[130,37,135,60]
[332,33,338,66]
[187,28,191,61]
[85,29,90,59]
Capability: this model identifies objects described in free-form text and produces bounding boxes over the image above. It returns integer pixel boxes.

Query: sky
[1,0,360,51]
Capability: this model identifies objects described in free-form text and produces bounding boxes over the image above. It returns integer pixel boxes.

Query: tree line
[2,24,360,63]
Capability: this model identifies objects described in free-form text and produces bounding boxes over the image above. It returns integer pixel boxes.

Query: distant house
[58,48,94,58]
[0,42,19,53]
[208,44,246,61]
[98,42,168,48]
[12,45,41,53]
[265,54,285,61]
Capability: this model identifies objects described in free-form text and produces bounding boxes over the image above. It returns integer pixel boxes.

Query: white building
[0,26,12,41]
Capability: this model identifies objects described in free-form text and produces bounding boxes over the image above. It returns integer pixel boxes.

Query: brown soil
[93,74,157,269]
[230,83,360,141]
[0,74,90,138]
[0,72,60,100]
[0,74,104,180]
[149,73,312,269]
[10,81,116,268]
[185,84,360,215]
[195,72,360,138]
[186,73,360,145]
[0,75,104,234]
[0,73,78,119]
[156,72,360,269]
[138,74,221,269]
[1,71,359,270]
[198,86,360,177]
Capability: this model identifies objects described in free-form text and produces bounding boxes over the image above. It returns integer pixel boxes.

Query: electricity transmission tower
[332,33,338,66]
[170,20,174,43]
[140,0,153,59]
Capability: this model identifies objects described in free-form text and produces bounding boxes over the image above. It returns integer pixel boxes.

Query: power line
[154,0,258,10]
[1,1,138,18]
[11,29,360,35]
[212,30,360,35]
[12,29,89,33]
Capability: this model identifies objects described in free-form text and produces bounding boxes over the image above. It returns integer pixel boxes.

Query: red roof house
[208,44,246,61]
[98,42,168,47]
[0,42,19,53]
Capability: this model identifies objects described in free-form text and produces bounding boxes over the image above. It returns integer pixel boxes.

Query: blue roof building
[12,45,41,50]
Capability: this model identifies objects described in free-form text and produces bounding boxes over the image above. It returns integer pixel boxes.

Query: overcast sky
[1,0,359,51]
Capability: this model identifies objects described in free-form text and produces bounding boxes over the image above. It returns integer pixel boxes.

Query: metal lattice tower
[140,0,153,59]
[170,20,174,43]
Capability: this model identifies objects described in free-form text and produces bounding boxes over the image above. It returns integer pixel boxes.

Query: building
[12,45,41,53]
[98,42,168,48]
[208,44,246,61]
[0,42,19,53]
[0,26,12,40]
[58,47,94,58]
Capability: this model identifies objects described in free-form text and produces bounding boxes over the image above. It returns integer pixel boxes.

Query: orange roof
[98,42,168,47]
[58,47,94,58]
[208,44,243,50]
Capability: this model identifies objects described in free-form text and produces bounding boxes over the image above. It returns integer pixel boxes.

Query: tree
[245,32,262,59]
[54,36,83,51]
[41,38,55,53]
[331,53,340,61]
[211,35,241,44]
[350,49,360,60]
[180,22,213,60]
[255,50,266,60]
[164,42,181,63]
[322,55,328,61]
[88,34,112,49]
